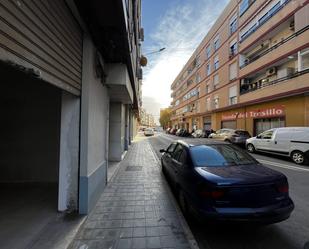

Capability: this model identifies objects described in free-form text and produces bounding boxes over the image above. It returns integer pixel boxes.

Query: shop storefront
[214,95,309,136]
[203,116,212,130]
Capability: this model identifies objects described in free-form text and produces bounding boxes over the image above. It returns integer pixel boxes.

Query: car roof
[175,139,228,147]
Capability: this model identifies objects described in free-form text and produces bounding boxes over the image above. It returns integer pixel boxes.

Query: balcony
[240,24,309,69]
[105,63,133,104]
[240,68,309,95]
[239,25,309,77]
[240,0,291,43]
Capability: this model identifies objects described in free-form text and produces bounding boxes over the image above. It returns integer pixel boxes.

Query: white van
[246,127,309,165]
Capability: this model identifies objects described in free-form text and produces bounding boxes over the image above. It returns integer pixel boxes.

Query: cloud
[142,0,229,122]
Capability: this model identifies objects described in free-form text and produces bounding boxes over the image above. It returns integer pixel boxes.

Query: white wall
[79,34,110,214]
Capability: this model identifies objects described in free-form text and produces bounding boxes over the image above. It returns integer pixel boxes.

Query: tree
[159,108,172,129]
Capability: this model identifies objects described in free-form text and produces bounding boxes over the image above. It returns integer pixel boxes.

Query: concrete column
[58,91,80,212]
[109,103,125,161]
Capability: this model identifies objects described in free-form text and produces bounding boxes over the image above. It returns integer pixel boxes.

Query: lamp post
[140,47,166,67]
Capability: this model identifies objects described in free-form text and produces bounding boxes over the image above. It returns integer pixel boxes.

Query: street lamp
[140,47,166,67]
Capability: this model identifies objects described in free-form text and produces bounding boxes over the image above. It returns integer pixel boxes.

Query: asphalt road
[146,132,309,249]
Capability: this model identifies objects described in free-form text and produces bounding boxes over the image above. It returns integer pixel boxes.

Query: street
[147,132,309,249]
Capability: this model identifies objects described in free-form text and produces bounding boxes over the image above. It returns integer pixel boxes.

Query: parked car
[170,128,177,135]
[166,128,171,134]
[144,128,154,136]
[160,139,294,224]
[176,128,184,136]
[208,129,251,145]
[191,129,203,138]
[246,127,309,165]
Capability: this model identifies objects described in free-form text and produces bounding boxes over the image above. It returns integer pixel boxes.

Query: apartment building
[0,2,143,241]
[170,0,309,136]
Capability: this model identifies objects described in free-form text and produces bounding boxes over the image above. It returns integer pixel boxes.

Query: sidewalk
[70,139,197,249]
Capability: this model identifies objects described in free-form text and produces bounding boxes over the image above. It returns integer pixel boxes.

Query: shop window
[255,117,285,136]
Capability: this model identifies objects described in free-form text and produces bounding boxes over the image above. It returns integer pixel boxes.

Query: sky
[141,0,229,124]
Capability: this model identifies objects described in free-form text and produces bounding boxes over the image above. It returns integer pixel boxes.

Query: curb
[148,141,200,249]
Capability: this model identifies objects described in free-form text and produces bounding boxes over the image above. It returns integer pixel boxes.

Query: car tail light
[199,189,225,199]
[277,185,289,193]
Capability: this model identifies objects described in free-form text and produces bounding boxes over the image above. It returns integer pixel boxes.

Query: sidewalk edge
[149,141,200,249]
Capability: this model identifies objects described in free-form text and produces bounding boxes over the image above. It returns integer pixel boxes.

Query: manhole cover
[126,166,143,171]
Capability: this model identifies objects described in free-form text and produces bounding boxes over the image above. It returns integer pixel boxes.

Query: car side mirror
[257,135,261,139]
[159,149,166,153]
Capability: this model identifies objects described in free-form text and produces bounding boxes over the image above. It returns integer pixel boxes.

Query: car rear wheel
[247,143,255,153]
[291,151,307,165]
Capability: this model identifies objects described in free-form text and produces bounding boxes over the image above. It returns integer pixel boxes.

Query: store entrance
[254,117,285,136]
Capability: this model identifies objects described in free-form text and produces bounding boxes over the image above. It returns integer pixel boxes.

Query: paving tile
[70,141,193,249]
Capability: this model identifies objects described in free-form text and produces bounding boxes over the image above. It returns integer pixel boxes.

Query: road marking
[258,159,309,172]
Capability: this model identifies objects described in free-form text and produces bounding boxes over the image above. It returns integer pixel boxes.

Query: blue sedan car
[160,139,294,224]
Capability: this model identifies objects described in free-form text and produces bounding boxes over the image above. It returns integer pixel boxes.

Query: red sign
[222,106,285,121]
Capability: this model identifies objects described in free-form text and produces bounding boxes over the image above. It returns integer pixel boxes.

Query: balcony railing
[240,68,309,95]
[240,25,309,69]
[240,0,290,42]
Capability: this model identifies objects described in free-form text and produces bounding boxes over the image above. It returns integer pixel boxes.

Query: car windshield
[190,144,257,167]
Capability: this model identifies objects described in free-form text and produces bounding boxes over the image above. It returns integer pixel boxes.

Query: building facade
[0,0,143,217]
[140,108,156,127]
[170,0,309,136]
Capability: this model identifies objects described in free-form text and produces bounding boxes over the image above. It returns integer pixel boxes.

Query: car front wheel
[247,143,255,153]
[291,151,307,165]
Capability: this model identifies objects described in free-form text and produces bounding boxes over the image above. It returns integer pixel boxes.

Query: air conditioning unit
[266,67,277,76]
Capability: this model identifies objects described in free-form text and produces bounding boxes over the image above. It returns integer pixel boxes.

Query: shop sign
[222,106,285,121]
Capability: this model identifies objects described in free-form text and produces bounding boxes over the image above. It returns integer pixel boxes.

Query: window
[206,45,211,59]
[172,144,183,160]
[299,48,309,71]
[239,0,255,16]
[213,74,219,89]
[195,73,201,83]
[214,55,219,70]
[167,143,177,153]
[206,81,211,93]
[175,100,180,106]
[229,85,238,105]
[178,150,187,164]
[195,56,201,67]
[229,39,238,57]
[214,95,219,109]
[206,63,211,76]
[190,144,257,167]
[259,130,274,139]
[214,35,220,51]
[206,97,211,111]
[229,62,238,80]
[229,14,238,35]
